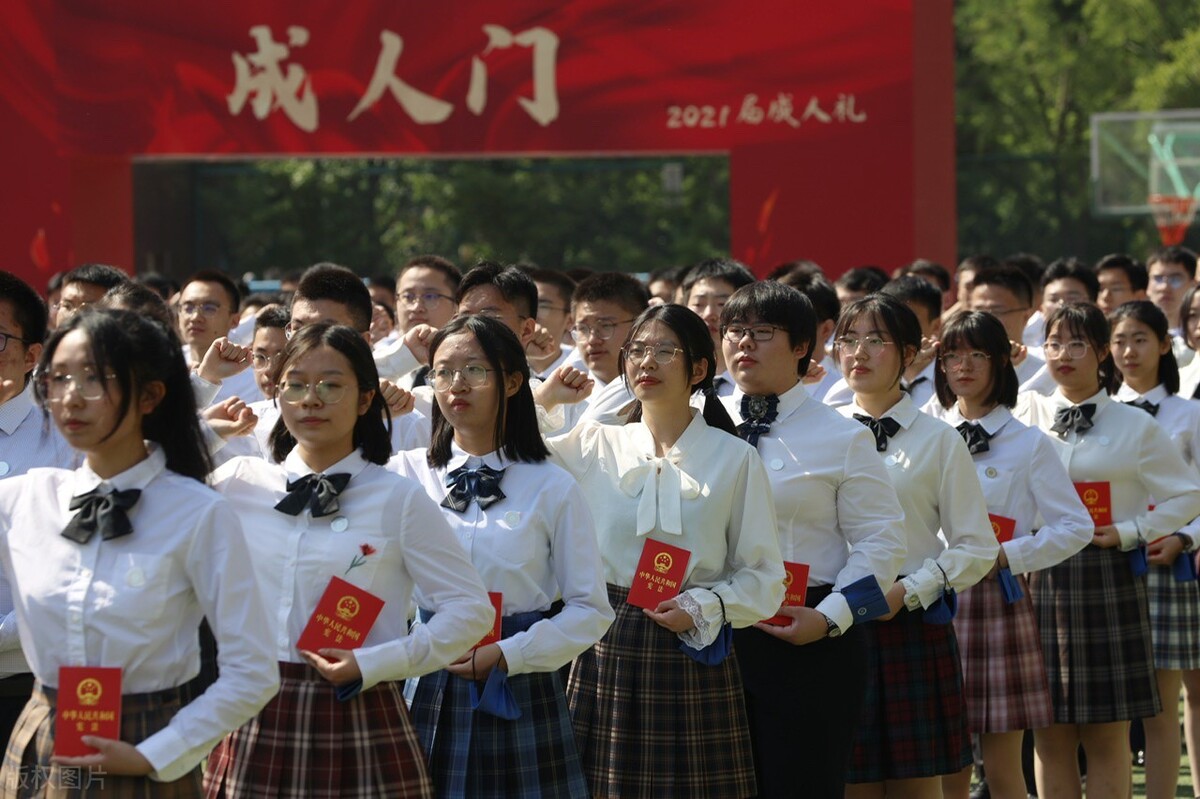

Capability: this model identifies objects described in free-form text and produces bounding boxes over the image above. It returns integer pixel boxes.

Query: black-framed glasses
[721,324,785,343]
[623,343,683,365]
[0,331,30,353]
[430,365,494,391]
[278,380,348,404]
[1043,340,1090,359]
[399,291,454,307]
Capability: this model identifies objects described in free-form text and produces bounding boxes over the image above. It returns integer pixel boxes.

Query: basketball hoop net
[1149,193,1197,245]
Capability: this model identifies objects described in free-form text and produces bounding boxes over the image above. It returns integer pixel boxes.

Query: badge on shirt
[763,561,810,626]
[296,576,386,656]
[627,538,691,610]
[474,592,504,649]
[1073,481,1113,526]
[988,513,1017,544]
[55,666,122,757]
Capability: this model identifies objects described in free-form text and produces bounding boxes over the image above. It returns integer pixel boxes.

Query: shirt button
[0,462,9,477]
[857,607,867,616]
[1097,436,1110,446]
[330,516,349,532]
[769,459,784,471]
[884,455,898,466]
[985,467,998,479]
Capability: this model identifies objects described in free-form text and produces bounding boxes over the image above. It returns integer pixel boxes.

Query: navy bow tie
[853,414,902,452]
[61,487,142,544]
[1124,399,1159,417]
[737,394,780,448]
[903,375,929,395]
[1050,404,1096,437]
[274,473,352,518]
[442,464,507,513]
[956,421,993,455]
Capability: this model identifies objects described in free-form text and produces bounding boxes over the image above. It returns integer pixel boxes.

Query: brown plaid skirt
[203,661,431,799]
[954,574,1054,733]
[0,681,200,799]
[567,584,756,799]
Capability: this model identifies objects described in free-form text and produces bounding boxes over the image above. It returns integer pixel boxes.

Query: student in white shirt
[0,308,278,795]
[1175,284,1200,399]
[717,282,906,798]
[1109,300,1200,799]
[539,303,785,799]
[681,258,756,398]
[203,324,492,798]
[832,294,998,796]
[567,273,648,426]
[931,312,1092,799]
[392,315,613,798]
[1017,302,1200,799]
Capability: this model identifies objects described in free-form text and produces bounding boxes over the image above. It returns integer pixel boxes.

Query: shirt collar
[1049,387,1110,413]
[944,404,1013,436]
[73,442,167,496]
[282,448,372,482]
[446,440,508,472]
[630,407,707,458]
[903,361,936,388]
[729,380,808,424]
[1113,383,1169,404]
[850,392,919,430]
[0,382,37,436]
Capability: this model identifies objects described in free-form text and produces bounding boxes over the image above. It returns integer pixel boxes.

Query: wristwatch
[1176,532,1195,552]
[821,613,842,639]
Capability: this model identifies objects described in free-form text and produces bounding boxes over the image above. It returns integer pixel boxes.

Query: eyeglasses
[721,324,785,343]
[55,300,92,316]
[1043,339,1090,359]
[940,351,991,368]
[833,335,892,355]
[38,371,118,402]
[1150,273,1189,290]
[1043,294,1087,307]
[570,319,635,342]
[973,306,1030,317]
[251,352,284,371]
[179,301,223,318]
[430,365,494,391]
[623,343,683,365]
[537,301,568,315]
[400,291,454,307]
[0,331,30,353]
[278,380,348,404]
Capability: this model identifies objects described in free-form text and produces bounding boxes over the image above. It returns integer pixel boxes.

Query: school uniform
[1017,389,1200,722]
[835,394,998,782]
[938,405,1092,733]
[530,344,586,382]
[391,445,614,799]
[548,412,784,799]
[1179,353,1200,399]
[805,354,841,403]
[822,360,936,409]
[203,450,493,799]
[0,445,278,797]
[1112,383,1200,671]
[722,383,906,798]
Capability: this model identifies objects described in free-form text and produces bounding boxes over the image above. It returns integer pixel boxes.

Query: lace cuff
[675,589,718,649]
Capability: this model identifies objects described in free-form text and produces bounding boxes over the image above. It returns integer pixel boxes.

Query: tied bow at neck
[1124,399,1159,417]
[1050,404,1096,437]
[852,414,902,452]
[737,394,780,448]
[619,457,702,536]
[903,375,929,395]
[441,464,506,513]
[61,487,142,544]
[956,421,993,455]
[274,473,352,518]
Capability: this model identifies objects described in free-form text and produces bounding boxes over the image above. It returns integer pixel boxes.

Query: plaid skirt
[567,584,756,799]
[1147,562,1200,670]
[954,575,1053,733]
[846,606,972,783]
[0,681,200,799]
[408,610,588,799]
[203,661,431,799]
[1029,545,1160,723]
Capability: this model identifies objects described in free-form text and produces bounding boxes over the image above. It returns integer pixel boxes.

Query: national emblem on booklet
[473,592,504,649]
[764,561,810,626]
[296,576,386,656]
[988,513,1017,544]
[1073,481,1113,526]
[55,666,122,757]
[627,538,690,610]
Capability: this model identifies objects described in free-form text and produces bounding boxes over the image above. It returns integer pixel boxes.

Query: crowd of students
[0,247,1199,798]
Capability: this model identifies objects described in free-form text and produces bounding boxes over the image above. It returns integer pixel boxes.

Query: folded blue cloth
[1127,546,1149,577]
[679,623,732,665]
[1174,549,1198,583]
[923,587,958,624]
[469,667,522,720]
[997,567,1024,604]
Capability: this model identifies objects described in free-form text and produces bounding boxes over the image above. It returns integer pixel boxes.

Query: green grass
[1133,755,1192,798]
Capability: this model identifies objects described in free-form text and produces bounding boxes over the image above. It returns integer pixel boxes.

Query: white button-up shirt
[0,446,278,781]
[212,450,492,691]
[389,444,613,674]
[722,382,906,632]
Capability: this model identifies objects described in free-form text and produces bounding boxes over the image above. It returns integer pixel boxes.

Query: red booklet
[296,576,386,655]
[627,538,691,610]
[989,513,1017,544]
[473,592,504,649]
[55,666,121,757]
[1074,481,1113,527]
[764,561,811,626]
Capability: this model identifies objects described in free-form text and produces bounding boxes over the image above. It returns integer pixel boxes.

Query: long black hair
[934,311,1019,409]
[37,308,212,481]
[1043,303,1118,395]
[832,294,922,389]
[618,304,738,436]
[1108,300,1180,395]
[426,314,549,467]
[268,324,392,464]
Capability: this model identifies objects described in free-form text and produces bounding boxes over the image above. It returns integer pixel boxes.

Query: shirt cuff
[675,588,719,649]
[901,559,945,611]
[0,612,20,652]
[136,725,191,783]
[1000,541,1028,576]
[354,642,411,692]
[1116,520,1142,552]
[536,403,565,434]
[496,637,527,676]
[814,592,852,633]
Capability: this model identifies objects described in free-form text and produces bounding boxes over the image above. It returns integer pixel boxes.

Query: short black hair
[365,274,396,294]
[833,294,923,388]
[523,267,577,309]
[720,281,817,376]
[901,259,951,293]
[295,263,374,333]
[777,272,840,324]
[100,282,177,335]
[1043,303,1116,394]
[457,261,539,319]
[0,271,48,348]
[241,291,285,313]
[46,271,66,294]
[935,311,1019,409]
[1041,257,1100,301]
[255,304,289,331]
[1003,253,1046,289]
[572,272,650,318]
[1109,300,1179,395]
[374,300,396,326]
[401,255,462,290]
[835,266,889,294]
[680,258,756,299]
[136,272,178,300]
[1094,253,1149,292]
[183,270,241,312]
[881,275,943,324]
[1147,245,1198,279]
[65,263,129,292]
[764,259,825,283]
[957,255,1000,276]
[647,265,687,285]
[968,266,1034,308]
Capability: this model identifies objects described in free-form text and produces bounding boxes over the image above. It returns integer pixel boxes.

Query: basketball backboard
[1092,109,1200,216]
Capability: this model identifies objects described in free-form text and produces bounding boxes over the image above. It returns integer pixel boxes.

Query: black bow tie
[61,487,142,544]
[903,376,929,395]
[1124,399,1159,417]
[737,394,779,448]
[1050,404,1096,437]
[274,473,352,518]
[411,365,431,388]
[441,464,506,512]
[956,421,993,455]
[853,414,902,452]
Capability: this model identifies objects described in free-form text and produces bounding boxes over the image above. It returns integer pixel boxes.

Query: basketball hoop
[1148,193,1197,245]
